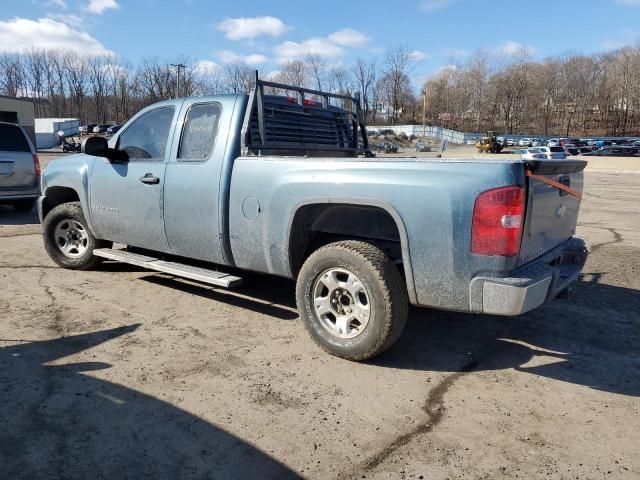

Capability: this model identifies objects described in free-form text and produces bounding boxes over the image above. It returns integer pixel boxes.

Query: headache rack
[241,71,371,157]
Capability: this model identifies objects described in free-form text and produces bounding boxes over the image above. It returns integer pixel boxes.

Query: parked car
[0,122,41,212]
[531,138,543,147]
[374,142,399,153]
[106,124,122,135]
[79,123,97,135]
[506,138,516,146]
[38,76,589,361]
[517,138,533,147]
[414,141,431,152]
[546,139,560,147]
[516,148,548,160]
[536,146,568,160]
[578,146,596,154]
[593,140,613,148]
[93,124,112,134]
[583,146,640,157]
[563,145,580,156]
[568,138,587,147]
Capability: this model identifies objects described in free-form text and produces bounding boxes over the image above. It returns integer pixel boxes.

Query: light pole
[170,63,186,98]
[422,87,427,137]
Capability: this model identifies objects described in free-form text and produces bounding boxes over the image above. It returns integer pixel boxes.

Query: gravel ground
[0,159,638,479]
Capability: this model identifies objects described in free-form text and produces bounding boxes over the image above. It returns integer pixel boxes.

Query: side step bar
[93,249,242,288]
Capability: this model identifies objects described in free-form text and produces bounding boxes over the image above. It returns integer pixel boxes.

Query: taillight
[32,154,41,176]
[471,186,525,256]
[287,96,321,106]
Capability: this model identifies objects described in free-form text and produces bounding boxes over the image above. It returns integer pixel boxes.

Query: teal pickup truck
[38,74,588,361]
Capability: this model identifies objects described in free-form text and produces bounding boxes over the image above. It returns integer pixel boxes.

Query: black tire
[296,240,409,361]
[42,201,110,270]
[12,199,36,212]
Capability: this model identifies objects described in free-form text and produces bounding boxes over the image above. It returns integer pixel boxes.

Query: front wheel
[42,201,110,270]
[296,240,408,361]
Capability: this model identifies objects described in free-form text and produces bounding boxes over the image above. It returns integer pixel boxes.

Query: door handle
[139,173,160,185]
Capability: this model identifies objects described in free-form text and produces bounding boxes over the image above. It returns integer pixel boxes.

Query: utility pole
[422,87,427,137]
[170,63,186,98]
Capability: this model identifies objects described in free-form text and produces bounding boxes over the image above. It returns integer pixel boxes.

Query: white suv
[537,146,567,160]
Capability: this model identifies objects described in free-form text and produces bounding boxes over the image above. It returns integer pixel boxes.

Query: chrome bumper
[469,238,589,316]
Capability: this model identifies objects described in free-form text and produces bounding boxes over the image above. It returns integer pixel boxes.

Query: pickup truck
[38,74,588,361]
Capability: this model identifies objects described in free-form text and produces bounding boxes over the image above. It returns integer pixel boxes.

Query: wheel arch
[41,186,80,218]
[40,186,100,238]
[286,198,417,304]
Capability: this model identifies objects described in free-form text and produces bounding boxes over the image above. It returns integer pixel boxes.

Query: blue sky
[1,0,639,84]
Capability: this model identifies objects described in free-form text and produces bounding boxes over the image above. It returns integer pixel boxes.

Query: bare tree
[64,52,89,120]
[382,45,415,124]
[274,60,307,88]
[24,49,47,117]
[305,55,325,91]
[352,57,377,121]
[0,53,26,97]
[223,62,254,94]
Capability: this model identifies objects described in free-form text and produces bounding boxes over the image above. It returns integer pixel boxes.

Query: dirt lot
[1,154,639,479]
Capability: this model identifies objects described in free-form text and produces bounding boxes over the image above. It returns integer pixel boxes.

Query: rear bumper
[469,238,588,316]
[0,187,40,203]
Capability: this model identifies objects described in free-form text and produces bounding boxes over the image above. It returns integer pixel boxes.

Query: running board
[93,249,242,288]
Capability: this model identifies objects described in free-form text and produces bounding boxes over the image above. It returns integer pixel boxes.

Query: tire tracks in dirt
[338,359,479,479]
[589,227,624,253]
[37,270,65,336]
[0,233,40,238]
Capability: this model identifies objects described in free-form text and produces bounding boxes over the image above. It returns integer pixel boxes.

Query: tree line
[0,46,417,127]
[424,45,640,137]
[1,44,639,136]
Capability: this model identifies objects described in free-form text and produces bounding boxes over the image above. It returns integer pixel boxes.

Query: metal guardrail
[368,125,640,145]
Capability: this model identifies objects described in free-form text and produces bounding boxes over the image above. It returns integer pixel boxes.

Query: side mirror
[81,136,128,163]
[82,136,109,157]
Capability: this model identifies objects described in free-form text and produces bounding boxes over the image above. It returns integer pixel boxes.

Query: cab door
[90,104,179,252]
[163,99,231,263]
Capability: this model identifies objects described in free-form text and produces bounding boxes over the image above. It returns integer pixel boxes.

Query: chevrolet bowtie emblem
[556,204,567,218]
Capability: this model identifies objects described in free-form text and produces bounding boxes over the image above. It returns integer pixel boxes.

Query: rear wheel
[42,201,110,270]
[12,199,36,212]
[296,240,408,361]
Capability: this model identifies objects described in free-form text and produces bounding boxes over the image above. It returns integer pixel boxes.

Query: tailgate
[517,160,587,267]
[0,152,37,189]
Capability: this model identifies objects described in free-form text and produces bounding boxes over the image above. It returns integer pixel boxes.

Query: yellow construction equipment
[475,131,504,153]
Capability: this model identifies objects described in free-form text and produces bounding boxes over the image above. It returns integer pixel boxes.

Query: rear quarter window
[0,124,30,152]
[177,103,222,161]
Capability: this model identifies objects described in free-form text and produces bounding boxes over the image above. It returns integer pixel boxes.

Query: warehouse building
[0,95,36,147]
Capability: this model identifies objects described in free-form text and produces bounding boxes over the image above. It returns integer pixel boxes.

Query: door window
[177,103,222,161]
[117,106,175,161]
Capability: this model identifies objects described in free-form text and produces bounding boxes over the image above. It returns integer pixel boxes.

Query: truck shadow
[374,277,640,397]
[141,273,298,320]
[0,325,299,480]
[141,267,639,397]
